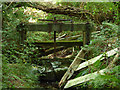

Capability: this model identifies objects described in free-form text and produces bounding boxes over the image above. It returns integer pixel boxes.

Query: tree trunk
[30,2,92,17]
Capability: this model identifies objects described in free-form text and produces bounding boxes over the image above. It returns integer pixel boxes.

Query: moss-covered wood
[17,22,94,45]
[83,22,91,45]
[30,40,83,47]
[19,23,89,32]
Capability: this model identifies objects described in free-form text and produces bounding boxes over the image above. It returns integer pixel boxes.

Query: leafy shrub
[75,65,120,89]
[2,3,41,88]
[87,65,120,89]
[2,55,39,88]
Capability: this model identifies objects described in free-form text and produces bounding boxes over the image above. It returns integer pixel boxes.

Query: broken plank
[107,47,120,69]
[76,48,118,71]
[64,49,119,89]
[64,68,107,89]
[38,46,69,57]
[56,35,81,41]
[59,49,86,87]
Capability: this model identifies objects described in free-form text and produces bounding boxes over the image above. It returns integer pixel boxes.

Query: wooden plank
[56,35,81,41]
[59,49,86,87]
[31,40,83,47]
[64,49,119,89]
[25,24,50,32]
[22,23,88,32]
[64,68,107,89]
[38,46,70,57]
[76,48,118,71]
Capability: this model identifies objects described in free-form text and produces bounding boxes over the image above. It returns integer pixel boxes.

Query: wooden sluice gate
[17,17,94,50]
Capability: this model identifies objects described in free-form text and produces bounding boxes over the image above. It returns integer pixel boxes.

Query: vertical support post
[83,31,86,46]
[53,17,57,59]
[19,23,27,45]
[20,30,23,44]
[53,17,57,80]
[20,30,26,45]
[118,2,120,50]
[83,22,91,61]
[54,31,56,58]
[83,22,91,46]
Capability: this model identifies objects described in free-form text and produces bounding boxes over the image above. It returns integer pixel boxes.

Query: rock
[39,67,68,82]
[31,60,70,82]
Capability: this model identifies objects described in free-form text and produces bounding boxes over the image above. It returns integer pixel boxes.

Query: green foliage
[2,55,39,88]
[87,65,120,89]
[101,22,118,38]
[82,22,118,59]
[85,2,117,13]
[2,2,119,89]
[85,2,118,24]
[2,3,41,88]
[27,31,52,42]
[75,65,120,89]
[56,2,118,24]
[75,68,90,78]
[75,20,119,89]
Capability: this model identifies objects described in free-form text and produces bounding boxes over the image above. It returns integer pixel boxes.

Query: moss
[33,40,83,43]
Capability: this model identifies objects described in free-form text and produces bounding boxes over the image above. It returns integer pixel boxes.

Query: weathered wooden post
[53,17,57,59]
[83,22,91,45]
[17,23,27,45]
[54,31,56,58]
[20,30,27,45]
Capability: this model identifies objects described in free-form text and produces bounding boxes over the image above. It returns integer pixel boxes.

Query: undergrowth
[2,55,39,88]
[75,22,119,89]
[76,65,120,89]
[1,2,119,89]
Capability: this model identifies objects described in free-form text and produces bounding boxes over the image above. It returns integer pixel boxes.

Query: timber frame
[17,17,94,58]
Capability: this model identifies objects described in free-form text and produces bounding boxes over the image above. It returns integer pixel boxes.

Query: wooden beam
[56,35,81,41]
[38,46,70,57]
[59,49,86,88]
[20,23,91,32]
[76,48,118,71]
[31,40,83,47]
[64,68,107,89]
[83,22,91,45]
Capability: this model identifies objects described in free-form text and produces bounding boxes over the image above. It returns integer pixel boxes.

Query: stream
[32,60,70,89]
[31,58,94,90]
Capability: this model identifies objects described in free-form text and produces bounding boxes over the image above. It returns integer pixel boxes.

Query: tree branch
[30,2,92,17]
